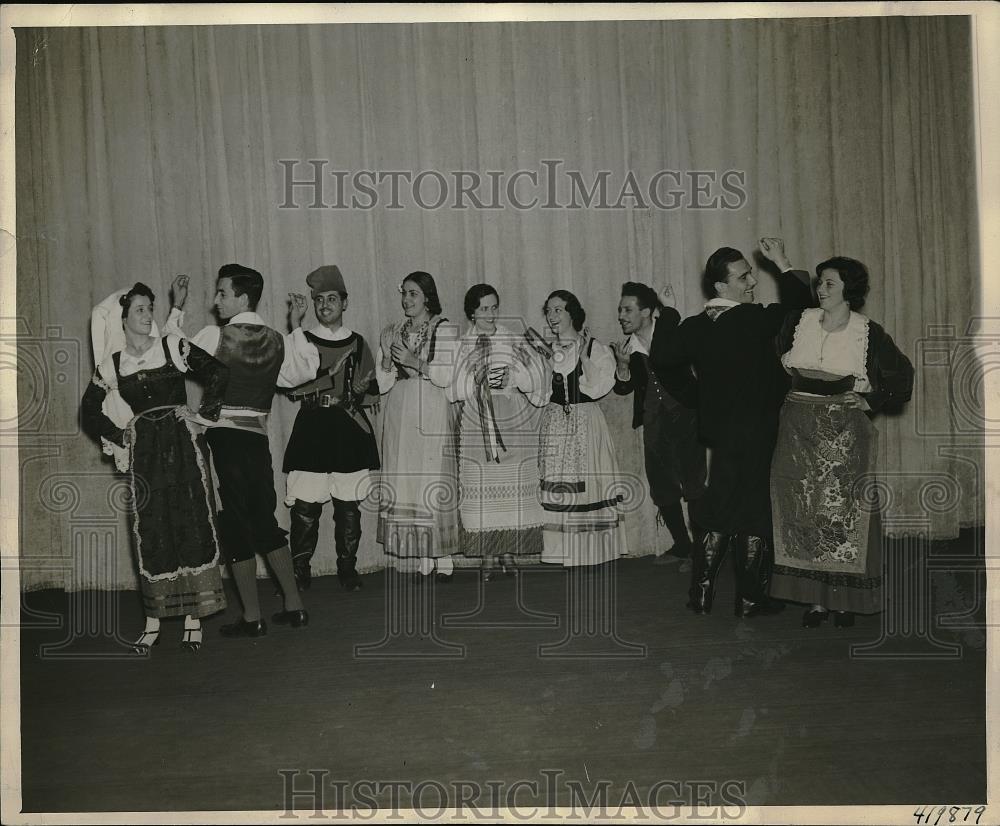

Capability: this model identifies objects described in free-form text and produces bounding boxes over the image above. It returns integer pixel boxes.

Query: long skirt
[376,377,460,559]
[769,392,882,614]
[457,391,544,558]
[539,402,628,567]
[129,413,225,619]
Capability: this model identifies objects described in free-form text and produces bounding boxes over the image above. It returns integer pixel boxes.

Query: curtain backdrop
[14,18,981,592]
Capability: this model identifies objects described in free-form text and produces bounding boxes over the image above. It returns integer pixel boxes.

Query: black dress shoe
[802,607,829,628]
[735,598,786,618]
[272,609,309,628]
[220,618,267,637]
[832,611,855,628]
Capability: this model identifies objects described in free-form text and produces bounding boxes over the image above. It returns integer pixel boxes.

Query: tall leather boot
[333,498,363,592]
[733,534,784,618]
[290,499,322,590]
[687,531,731,614]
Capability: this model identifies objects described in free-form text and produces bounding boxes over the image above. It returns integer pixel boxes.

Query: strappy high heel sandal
[181,620,203,653]
[131,629,161,655]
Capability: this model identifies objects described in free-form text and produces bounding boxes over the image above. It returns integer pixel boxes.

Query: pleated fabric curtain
[15,18,979,591]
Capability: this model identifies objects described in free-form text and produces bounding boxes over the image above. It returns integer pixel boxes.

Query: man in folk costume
[649,238,814,618]
[278,265,380,592]
[611,282,706,564]
[166,264,307,636]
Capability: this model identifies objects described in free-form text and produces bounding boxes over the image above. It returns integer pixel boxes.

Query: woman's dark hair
[543,289,586,331]
[464,283,499,321]
[701,246,746,299]
[119,282,156,322]
[815,256,870,311]
[619,282,662,314]
[218,263,264,310]
[402,271,443,317]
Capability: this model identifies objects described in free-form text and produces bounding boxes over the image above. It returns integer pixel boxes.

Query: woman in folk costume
[538,290,627,567]
[375,271,461,581]
[81,283,229,652]
[451,284,552,577]
[769,257,914,627]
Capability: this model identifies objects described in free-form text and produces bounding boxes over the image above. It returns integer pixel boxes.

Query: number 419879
[913,806,987,825]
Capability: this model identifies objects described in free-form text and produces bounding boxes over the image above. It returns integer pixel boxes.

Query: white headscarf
[89,288,161,470]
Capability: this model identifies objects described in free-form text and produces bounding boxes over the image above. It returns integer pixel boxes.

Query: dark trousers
[207,428,288,563]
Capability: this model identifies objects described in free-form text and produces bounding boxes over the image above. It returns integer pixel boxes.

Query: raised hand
[288,292,308,328]
[171,274,189,309]
[609,339,630,371]
[658,284,677,310]
[758,237,792,271]
[379,324,398,370]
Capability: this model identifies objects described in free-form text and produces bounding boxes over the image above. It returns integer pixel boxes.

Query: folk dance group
[80,237,914,653]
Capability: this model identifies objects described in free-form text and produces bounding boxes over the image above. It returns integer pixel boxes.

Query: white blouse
[549,336,616,400]
[375,318,460,394]
[781,308,872,393]
[115,334,188,378]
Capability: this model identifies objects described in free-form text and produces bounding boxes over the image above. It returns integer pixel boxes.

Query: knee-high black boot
[333,498,363,592]
[687,531,732,614]
[290,499,322,590]
[733,534,784,618]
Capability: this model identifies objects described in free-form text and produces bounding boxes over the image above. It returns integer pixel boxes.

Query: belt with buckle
[298,392,341,409]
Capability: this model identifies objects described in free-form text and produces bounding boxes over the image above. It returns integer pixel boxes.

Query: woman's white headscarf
[89,288,160,470]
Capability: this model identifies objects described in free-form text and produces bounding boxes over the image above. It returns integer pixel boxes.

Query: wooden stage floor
[17,532,987,815]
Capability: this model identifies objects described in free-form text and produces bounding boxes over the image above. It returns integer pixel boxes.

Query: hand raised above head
[757,237,783,258]
[288,292,308,326]
[657,284,677,310]
[171,274,189,308]
[758,237,792,270]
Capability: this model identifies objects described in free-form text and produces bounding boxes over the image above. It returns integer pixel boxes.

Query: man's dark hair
[701,247,746,299]
[218,263,264,311]
[620,282,662,313]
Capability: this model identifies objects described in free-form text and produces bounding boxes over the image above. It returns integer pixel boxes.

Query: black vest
[214,323,284,413]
